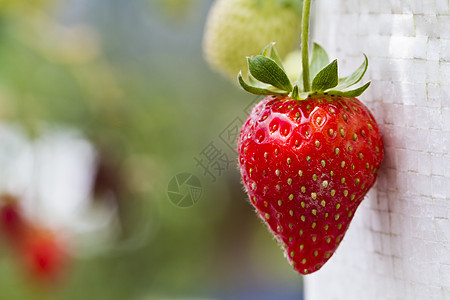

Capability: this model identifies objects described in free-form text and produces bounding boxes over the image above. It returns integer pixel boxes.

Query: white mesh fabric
[305,1,450,299]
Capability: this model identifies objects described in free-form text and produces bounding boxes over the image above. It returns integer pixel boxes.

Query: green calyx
[238,42,371,100]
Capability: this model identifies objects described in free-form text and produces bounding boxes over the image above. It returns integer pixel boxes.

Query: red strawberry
[0,194,70,284]
[21,227,69,283]
[238,94,383,274]
[236,35,383,272]
[0,194,27,245]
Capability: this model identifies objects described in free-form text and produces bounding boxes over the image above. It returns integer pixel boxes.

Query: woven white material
[305,0,450,299]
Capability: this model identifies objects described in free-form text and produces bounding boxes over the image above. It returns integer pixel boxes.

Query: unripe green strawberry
[203,0,301,80]
[283,49,302,83]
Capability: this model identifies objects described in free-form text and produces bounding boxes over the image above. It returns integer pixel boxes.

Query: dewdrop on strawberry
[203,0,301,80]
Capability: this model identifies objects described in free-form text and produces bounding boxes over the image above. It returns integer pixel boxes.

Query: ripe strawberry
[21,227,68,283]
[0,194,69,284]
[0,194,27,245]
[203,0,301,80]
[237,42,383,274]
[283,49,302,83]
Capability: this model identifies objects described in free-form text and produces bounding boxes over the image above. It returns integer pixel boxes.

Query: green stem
[301,0,312,92]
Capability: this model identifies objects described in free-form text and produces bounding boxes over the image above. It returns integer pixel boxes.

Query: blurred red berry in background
[0,195,27,246]
[20,227,69,284]
[0,194,70,285]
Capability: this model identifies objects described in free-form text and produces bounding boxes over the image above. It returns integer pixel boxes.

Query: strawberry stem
[301,0,312,92]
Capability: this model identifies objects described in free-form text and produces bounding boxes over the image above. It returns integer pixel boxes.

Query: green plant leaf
[261,43,285,70]
[248,55,293,92]
[309,43,329,80]
[326,81,371,97]
[335,54,368,90]
[311,59,338,91]
[238,72,289,96]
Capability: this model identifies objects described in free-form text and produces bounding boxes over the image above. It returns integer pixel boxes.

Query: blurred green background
[0,0,303,299]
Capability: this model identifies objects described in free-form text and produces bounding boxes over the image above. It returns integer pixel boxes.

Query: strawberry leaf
[261,42,285,71]
[248,55,293,92]
[238,43,371,99]
[311,59,338,91]
[335,54,368,90]
[326,81,371,97]
[238,72,289,96]
[248,73,266,87]
[309,43,329,81]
